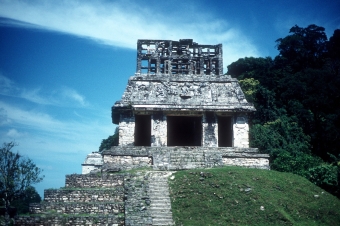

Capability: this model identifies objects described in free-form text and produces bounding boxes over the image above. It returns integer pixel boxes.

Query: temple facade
[102,39,269,171]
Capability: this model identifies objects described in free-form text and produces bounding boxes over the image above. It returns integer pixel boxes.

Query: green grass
[168,166,340,226]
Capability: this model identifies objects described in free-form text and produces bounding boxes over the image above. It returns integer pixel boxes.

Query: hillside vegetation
[227,25,340,197]
[169,167,340,226]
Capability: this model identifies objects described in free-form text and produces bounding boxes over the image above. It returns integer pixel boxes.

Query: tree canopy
[227,24,340,198]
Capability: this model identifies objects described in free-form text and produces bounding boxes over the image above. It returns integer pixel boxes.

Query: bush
[307,164,338,196]
[271,151,321,175]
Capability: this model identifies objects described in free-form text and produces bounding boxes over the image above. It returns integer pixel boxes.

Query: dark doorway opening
[135,115,151,146]
[167,116,202,146]
[218,116,233,147]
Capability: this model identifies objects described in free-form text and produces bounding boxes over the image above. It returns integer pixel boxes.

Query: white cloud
[0,74,19,96]
[60,87,88,107]
[6,128,26,138]
[0,74,88,107]
[21,88,52,105]
[0,0,260,69]
[0,101,110,140]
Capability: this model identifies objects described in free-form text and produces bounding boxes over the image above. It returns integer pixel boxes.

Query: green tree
[11,186,41,214]
[276,24,328,72]
[99,127,119,152]
[327,29,340,76]
[0,142,44,220]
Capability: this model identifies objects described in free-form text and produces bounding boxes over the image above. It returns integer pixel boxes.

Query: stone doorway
[135,115,151,146]
[167,116,202,146]
[218,116,233,147]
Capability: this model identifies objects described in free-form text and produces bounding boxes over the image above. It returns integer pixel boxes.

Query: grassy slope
[168,167,340,226]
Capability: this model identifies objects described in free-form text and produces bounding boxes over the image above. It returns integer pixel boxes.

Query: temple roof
[111,39,255,124]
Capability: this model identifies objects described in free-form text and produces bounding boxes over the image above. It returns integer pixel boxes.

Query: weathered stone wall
[44,188,124,203]
[117,78,252,110]
[124,172,152,226]
[15,215,124,226]
[233,116,250,148]
[119,114,135,146]
[29,202,124,215]
[102,147,270,171]
[222,158,269,169]
[151,113,167,146]
[65,174,124,188]
[202,113,218,147]
[103,156,152,170]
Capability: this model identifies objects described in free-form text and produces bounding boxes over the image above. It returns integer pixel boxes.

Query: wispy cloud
[0,0,260,69]
[0,100,114,155]
[60,87,88,107]
[0,74,88,107]
[6,128,27,138]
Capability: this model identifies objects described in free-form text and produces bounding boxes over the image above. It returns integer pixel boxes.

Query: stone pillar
[202,112,218,147]
[151,113,167,146]
[233,116,249,148]
[118,114,135,146]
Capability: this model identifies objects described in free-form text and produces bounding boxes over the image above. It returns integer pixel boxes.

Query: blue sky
[0,0,339,197]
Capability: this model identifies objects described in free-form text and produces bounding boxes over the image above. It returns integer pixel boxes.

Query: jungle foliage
[227,24,340,197]
[99,127,119,152]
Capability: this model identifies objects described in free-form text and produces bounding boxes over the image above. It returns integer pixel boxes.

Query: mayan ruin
[15,39,270,226]
[104,39,269,171]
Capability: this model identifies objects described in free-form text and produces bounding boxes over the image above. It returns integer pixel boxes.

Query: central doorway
[167,116,202,146]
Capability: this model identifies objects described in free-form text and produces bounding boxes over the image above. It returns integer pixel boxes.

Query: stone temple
[101,39,270,171]
[16,39,270,226]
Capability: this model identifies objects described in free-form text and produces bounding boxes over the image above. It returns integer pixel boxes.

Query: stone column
[118,114,135,146]
[233,116,249,148]
[151,113,167,146]
[202,112,218,147]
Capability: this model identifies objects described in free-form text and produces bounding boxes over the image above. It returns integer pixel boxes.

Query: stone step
[149,186,169,190]
[150,198,171,202]
[151,203,171,207]
[150,208,172,212]
[148,172,174,226]
[149,187,169,190]
[150,210,172,214]
[152,218,175,226]
[153,217,174,222]
[149,181,169,183]
[151,207,172,211]
[151,209,172,215]
[149,191,171,196]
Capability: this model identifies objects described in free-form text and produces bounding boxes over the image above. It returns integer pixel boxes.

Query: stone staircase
[15,174,125,226]
[15,172,175,226]
[148,172,174,226]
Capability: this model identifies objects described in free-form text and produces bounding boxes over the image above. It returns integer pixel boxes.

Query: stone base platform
[102,146,270,171]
